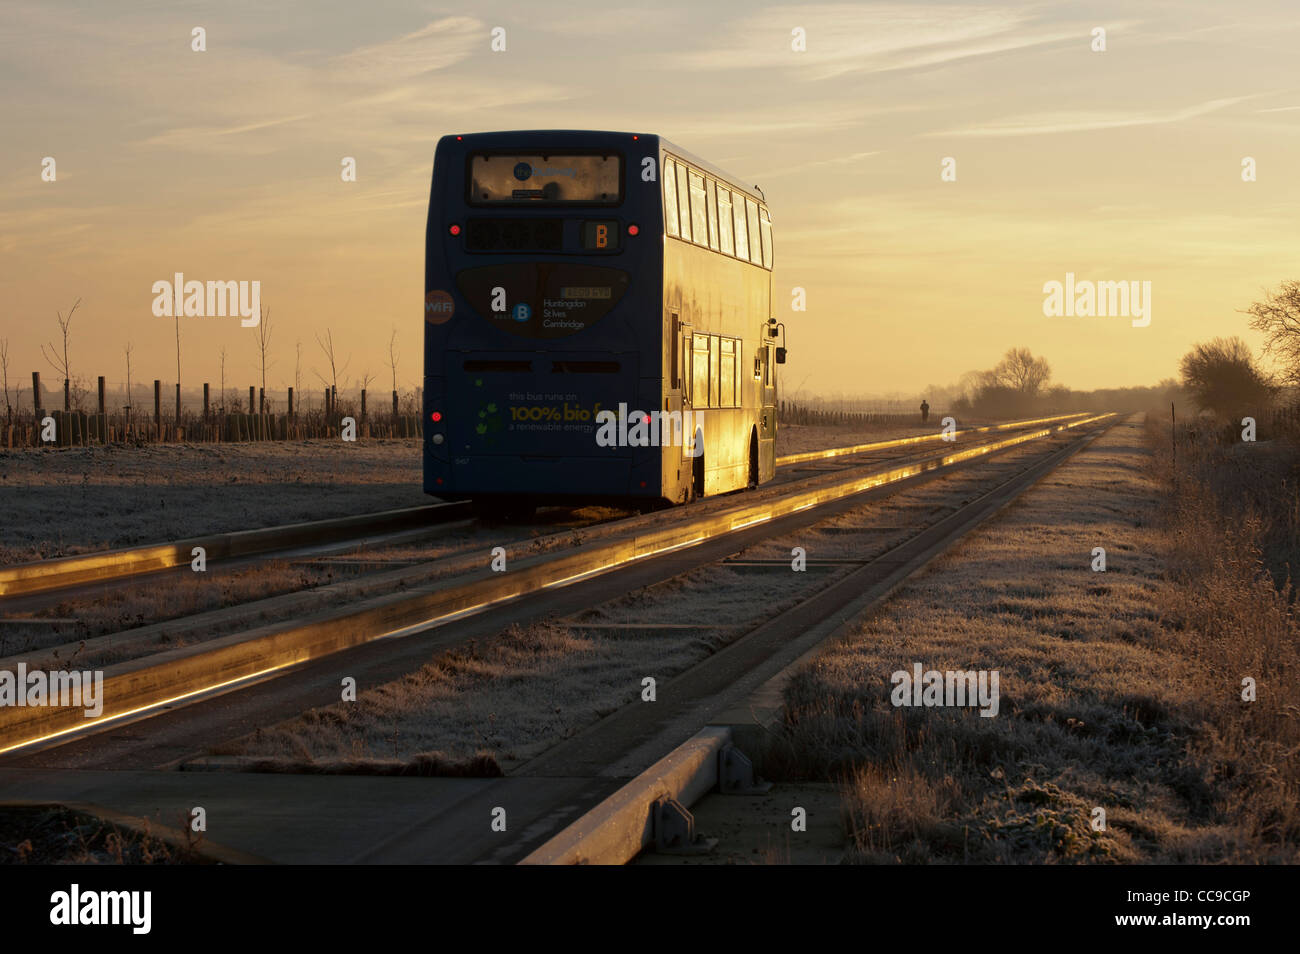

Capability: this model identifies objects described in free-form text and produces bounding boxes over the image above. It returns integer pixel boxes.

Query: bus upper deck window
[718,188,735,256]
[746,199,761,265]
[759,209,773,269]
[675,163,692,242]
[688,171,709,248]
[705,180,720,251]
[469,153,622,205]
[732,196,749,261]
[663,161,679,237]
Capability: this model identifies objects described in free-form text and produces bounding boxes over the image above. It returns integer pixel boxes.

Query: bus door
[667,311,684,423]
[676,318,696,463]
[759,343,777,441]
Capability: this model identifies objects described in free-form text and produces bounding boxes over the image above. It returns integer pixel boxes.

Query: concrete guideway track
[0,414,1112,757]
[521,417,1119,864]
[0,418,1114,864]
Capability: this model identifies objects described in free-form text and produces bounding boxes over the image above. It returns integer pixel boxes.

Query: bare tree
[993,347,1052,397]
[313,329,350,411]
[955,369,986,404]
[41,298,80,411]
[0,338,12,427]
[294,339,303,406]
[358,370,375,418]
[1245,280,1300,387]
[218,346,227,413]
[254,306,273,413]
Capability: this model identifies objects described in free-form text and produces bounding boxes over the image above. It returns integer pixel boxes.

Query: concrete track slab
[0,767,619,864]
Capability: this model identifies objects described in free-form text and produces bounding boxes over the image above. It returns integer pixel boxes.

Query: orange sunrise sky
[2,0,1298,403]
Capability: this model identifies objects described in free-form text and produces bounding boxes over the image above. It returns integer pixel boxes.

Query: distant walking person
[920,399,930,423]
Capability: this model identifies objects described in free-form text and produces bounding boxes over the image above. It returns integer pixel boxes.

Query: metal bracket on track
[652,796,717,855]
[718,743,772,795]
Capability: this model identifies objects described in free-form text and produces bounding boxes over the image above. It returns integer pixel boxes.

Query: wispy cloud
[926,95,1250,137]
[753,150,882,179]
[141,113,315,150]
[669,4,1103,80]
[332,16,480,83]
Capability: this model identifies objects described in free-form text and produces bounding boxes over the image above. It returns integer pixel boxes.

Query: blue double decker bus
[424,130,782,514]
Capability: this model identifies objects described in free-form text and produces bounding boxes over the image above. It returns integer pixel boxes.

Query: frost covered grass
[0,439,426,563]
[770,418,1300,863]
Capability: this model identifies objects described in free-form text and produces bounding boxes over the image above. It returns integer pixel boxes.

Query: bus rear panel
[424,130,775,508]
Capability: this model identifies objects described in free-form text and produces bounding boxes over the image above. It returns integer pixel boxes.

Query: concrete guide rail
[0,502,470,598]
[519,728,732,865]
[775,411,1090,465]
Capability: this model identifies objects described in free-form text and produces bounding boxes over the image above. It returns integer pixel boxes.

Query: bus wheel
[748,429,759,489]
[692,451,705,500]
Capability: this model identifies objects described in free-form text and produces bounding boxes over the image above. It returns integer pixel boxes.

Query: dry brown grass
[769,417,1299,864]
[1148,418,1300,851]
[0,805,211,865]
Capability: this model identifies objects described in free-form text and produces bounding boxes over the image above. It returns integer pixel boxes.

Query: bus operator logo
[425,289,455,324]
[513,162,532,181]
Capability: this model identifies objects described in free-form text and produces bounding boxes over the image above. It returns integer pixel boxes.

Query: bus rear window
[469,153,622,205]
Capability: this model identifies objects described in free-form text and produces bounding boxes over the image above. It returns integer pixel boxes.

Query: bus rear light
[628,224,639,236]
[431,411,443,422]
[448,224,461,236]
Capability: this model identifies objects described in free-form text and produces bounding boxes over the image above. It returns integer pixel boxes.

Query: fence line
[777,401,943,427]
[2,374,422,447]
